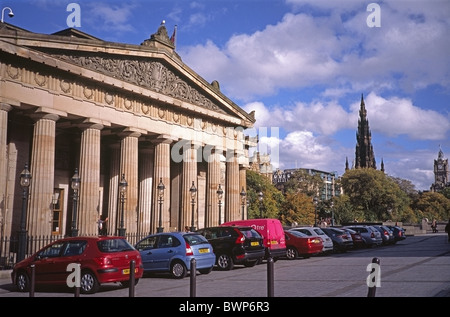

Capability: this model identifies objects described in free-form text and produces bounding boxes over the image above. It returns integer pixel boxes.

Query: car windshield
[184,233,210,246]
[313,228,326,235]
[239,228,262,239]
[97,238,135,252]
[289,230,308,238]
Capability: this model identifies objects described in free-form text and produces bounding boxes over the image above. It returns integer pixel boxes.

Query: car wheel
[16,271,30,292]
[198,266,213,274]
[171,261,187,279]
[120,278,139,288]
[216,253,234,271]
[244,259,258,267]
[286,247,298,260]
[80,270,100,294]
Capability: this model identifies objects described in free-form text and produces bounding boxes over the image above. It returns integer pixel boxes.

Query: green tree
[340,168,410,222]
[246,170,285,221]
[280,192,314,226]
[283,169,323,196]
[411,191,450,222]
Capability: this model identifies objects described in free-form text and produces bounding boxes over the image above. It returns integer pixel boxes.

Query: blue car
[134,232,216,279]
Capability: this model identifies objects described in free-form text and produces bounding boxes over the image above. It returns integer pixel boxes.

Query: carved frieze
[55,54,225,114]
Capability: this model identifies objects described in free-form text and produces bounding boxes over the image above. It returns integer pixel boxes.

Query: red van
[221,218,286,260]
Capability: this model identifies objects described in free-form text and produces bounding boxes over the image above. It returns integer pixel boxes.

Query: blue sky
[2,0,449,191]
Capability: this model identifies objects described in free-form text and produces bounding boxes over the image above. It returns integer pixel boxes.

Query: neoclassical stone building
[0,21,255,239]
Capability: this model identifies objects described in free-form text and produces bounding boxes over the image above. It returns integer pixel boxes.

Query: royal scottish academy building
[0,21,255,240]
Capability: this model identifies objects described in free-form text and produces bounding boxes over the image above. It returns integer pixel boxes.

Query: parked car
[11,236,144,294]
[134,232,215,279]
[195,225,265,270]
[339,227,364,249]
[386,225,407,243]
[221,218,286,260]
[344,225,383,247]
[288,227,334,253]
[284,230,323,259]
[372,225,395,245]
[321,227,354,252]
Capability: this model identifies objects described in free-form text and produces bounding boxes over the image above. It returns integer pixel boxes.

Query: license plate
[270,240,278,245]
[123,268,138,275]
[251,241,259,246]
[199,248,210,254]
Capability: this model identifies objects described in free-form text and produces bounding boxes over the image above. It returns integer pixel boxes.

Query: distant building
[430,146,449,192]
[249,151,273,181]
[272,168,341,201]
[346,94,384,172]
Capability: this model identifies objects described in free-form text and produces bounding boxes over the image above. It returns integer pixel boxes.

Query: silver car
[344,225,383,248]
[289,227,334,253]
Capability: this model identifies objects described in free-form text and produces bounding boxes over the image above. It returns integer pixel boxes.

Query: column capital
[29,107,67,122]
[151,134,177,145]
[118,127,144,139]
[0,103,13,112]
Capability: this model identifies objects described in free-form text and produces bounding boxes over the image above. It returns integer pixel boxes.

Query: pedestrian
[445,219,450,242]
[431,219,437,233]
[98,215,108,236]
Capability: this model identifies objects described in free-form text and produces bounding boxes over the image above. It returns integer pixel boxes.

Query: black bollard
[190,258,196,297]
[267,256,274,297]
[129,260,135,297]
[30,264,35,297]
[367,257,380,297]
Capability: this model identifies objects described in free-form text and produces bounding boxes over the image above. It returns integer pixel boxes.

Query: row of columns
[0,105,248,238]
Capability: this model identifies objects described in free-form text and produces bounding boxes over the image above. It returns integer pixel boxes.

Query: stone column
[225,150,239,222]
[77,123,103,235]
[181,141,198,231]
[138,145,154,236]
[152,136,173,234]
[205,146,222,227]
[0,103,12,235]
[107,143,120,235]
[119,131,141,235]
[239,165,247,220]
[28,113,59,236]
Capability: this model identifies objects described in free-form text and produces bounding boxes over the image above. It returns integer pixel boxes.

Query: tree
[340,168,411,222]
[280,192,315,226]
[246,170,285,221]
[411,191,450,222]
[283,169,323,196]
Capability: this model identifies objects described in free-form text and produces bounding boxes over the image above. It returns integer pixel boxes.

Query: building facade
[272,168,341,201]
[0,21,255,239]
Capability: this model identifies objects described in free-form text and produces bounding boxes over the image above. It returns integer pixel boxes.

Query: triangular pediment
[0,23,255,126]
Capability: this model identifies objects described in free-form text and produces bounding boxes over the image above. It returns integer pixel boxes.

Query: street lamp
[189,181,197,232]
[70,168,80,237]
[18,163,31,262]
[1,7,14,23]
[118,174,127,237]
[258,191,264,218]
[240,187,246,220]
[217,184,223,226]
[313,196,318,227]
[330,201,334,226]
[157,178,165,233]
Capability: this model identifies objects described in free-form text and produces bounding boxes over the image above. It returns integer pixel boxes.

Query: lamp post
[258,191,264,218]
[330,201,334,226]
[240,187,246,220]
[217,184,223,226]
[157,178,165,233]
[313,196,318,227]
[189,181,197,232]
[118,174,127,237]
[70,168,80,237]
[1,7,14,23]
[18,163,31,262]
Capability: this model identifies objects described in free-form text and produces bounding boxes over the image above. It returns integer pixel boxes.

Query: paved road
[0,233,449,300]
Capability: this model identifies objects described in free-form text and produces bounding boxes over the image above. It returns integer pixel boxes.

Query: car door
[31,241,67,284]
[151,234,179,270]
[135,235,158,271]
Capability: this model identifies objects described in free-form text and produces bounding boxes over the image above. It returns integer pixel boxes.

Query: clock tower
[430,146,449,192]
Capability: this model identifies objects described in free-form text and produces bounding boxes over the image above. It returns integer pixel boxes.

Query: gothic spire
[355,94,376,169]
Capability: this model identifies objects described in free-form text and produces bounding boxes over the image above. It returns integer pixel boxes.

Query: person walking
[98,215,108,236]
[431,219,437,233]
[445,219,450,242]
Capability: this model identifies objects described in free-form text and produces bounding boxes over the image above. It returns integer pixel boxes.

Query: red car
[11,236,143,294]
[284,230,323,259]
